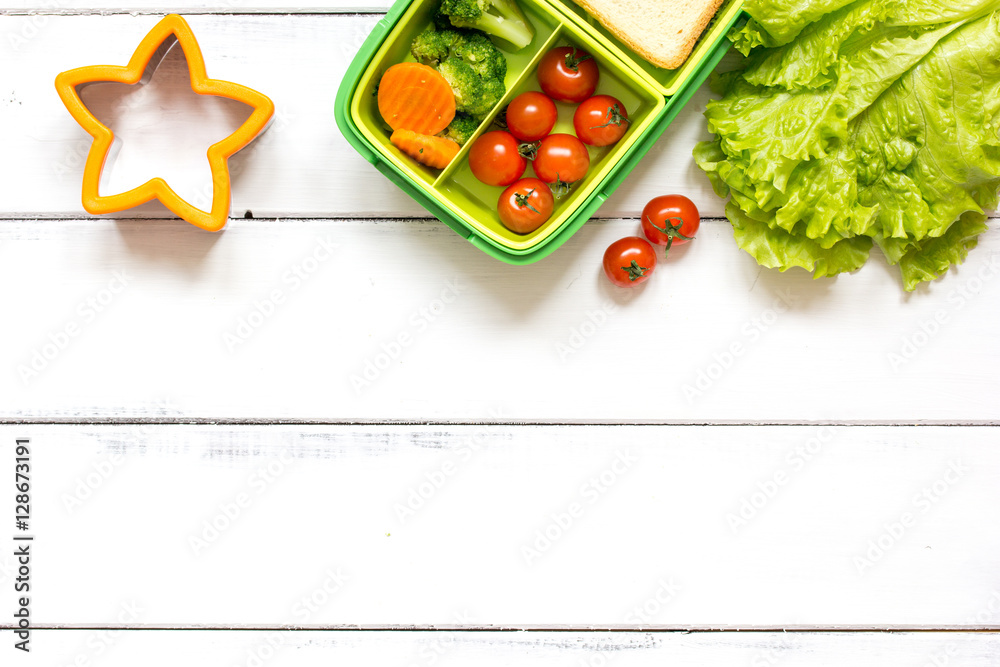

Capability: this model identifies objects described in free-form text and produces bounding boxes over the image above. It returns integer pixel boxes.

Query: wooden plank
[2,1,394,11]
[8,630,1000,666]
[0,13,724,220]
[2,218,999,423]
[5,425,1000,627]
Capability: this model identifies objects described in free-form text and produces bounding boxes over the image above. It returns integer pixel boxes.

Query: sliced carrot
[378,62,455,135]
[390,129,461,170]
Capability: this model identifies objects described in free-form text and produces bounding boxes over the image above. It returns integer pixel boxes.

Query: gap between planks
[0,216,735,222]
[1,214,996,222]
[6,625,1000,631]
[3,419,1000,426]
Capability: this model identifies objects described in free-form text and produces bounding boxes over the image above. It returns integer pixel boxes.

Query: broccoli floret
[442,113,479,145]
[410,24,458,64]
[431,9,454,32]
[451,31,507,80]
[439,0,535,51]
[410,17,509,120]
[437,59,485,115]
[478,77,506,117]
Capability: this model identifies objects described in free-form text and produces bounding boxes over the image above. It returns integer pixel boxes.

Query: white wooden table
[2,2,999,664]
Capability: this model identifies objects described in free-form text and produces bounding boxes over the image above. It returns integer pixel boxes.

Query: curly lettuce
[697,0,1000,290]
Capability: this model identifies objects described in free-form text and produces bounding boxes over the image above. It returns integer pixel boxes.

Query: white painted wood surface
[2,218,998,422]
[2,1,395,11]
[4,425,999,627]
[8,631,1000,666]
[1,0,998,652]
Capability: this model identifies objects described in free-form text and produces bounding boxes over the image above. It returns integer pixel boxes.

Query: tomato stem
[590,103,629,129]
[564,48,593,72]
[519,141,540,161]
[621,260,649,282]
[646,215,694,257]
[552,174,573,199]
[514,189,540,214]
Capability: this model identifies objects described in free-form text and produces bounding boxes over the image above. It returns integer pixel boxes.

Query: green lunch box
[335,0,746,264]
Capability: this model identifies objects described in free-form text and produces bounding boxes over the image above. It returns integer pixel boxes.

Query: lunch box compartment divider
[434,28,665,252]
[429,26,565,189]
[349,0,563,189]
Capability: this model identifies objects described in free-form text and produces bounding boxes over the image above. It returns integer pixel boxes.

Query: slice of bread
[572,0,725,70]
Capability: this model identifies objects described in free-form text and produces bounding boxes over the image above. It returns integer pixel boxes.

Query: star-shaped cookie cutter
[55,14,275,232]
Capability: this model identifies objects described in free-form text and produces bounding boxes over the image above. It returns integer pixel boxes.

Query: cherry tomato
[574,95,630,146]
[505,91,558,142]
[603,237,656,287]
[531,133,590,188]
[640,195,700,257]
[537,46,600,103]
[469,131,527,187]
[497,178,554,234]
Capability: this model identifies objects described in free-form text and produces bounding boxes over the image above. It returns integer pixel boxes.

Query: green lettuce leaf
[738,0,1000,47]
[740,0,858,46]
[704,67,850,192]
[838,21,963,118]
[728,202,874,278]
[698,1,1000,291]
[854,11,1000,242]
[729,19,780,56]
[741,0,894,90]
[886,0,1000,29]
[896,217,989,290]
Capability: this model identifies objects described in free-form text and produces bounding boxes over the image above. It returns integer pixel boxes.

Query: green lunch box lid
[335,0,747,265]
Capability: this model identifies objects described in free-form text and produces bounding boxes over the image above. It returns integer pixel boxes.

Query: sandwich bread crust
[572,0,726,69]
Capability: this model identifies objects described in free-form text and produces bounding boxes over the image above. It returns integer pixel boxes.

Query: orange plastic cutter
[54,14,275,231]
